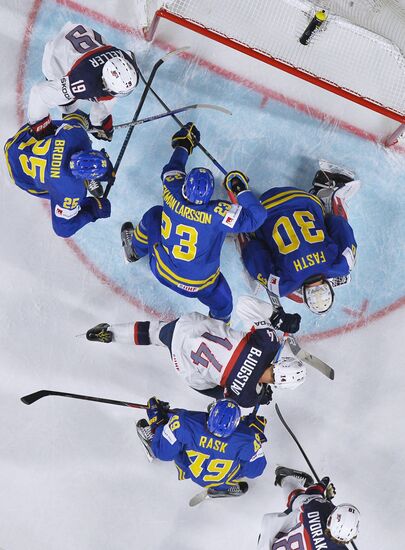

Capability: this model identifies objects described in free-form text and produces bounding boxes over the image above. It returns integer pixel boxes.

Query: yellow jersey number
[17,137,51,184]
[272,210,324,255]
[186,450,234,483]
[161,211,198,262]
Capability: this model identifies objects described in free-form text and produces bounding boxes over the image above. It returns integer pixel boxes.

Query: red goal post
[140,0,405,146]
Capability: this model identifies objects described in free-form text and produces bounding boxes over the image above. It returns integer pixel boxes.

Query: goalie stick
[113,103,231,129]
[104,47,187,198]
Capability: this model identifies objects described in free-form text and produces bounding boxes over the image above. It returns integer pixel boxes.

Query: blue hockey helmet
[69,150,109,180]
[182,167,214,204]
[207,399,241,438]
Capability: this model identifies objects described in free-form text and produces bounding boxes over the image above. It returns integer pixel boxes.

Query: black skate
[275,466,314,488]
[136,419,155,462]
[86,323,112,343]
[121,222,139,263]
[207,481,249,499]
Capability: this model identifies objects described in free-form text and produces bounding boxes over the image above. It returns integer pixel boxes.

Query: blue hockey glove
[83,197,111,219]
[171,122,200,154]
[224,170,249,195]
[91,115,114,141]
[146,397,170,432]
[29,115,56,139]
[62,110,90,130]
[270,308,301,334]
[245,414,267,442]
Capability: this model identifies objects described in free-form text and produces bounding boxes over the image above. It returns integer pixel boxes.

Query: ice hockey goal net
[141,0,405,144]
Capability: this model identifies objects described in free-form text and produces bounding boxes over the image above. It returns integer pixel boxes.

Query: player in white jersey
[28,22,139,140]
[258,467,360,549]
[85,295,305,407]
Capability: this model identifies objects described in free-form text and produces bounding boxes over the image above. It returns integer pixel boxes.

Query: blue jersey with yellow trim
[4,119,104,237]
[255,187,357,296]
[149,148,267,291]
[152,409,267,489]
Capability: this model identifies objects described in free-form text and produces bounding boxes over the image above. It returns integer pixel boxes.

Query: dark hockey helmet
[302,275,334,315]
[207,399,241,438]
[70,150,109,180]
[183,167,215,204]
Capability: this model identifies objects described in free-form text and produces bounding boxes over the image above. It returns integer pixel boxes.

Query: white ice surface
[0,2,404,549]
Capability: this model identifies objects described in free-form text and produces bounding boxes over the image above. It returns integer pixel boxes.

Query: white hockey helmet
[303,277,334,315]
[272,356,306,389]
[326,504,360,544]
[102,57,138,96]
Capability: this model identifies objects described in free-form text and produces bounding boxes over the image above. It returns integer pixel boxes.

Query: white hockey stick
[189,488,209,507]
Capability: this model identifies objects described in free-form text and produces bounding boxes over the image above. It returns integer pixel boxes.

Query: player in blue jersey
[28,22,138,140]
[136,397,267,498]
[4,111,112,238]
[120,123,267,323]
[258,466,360,549]
[242,161,361,314]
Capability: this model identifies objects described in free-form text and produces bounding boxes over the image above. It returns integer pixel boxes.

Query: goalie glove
[224,170,249,195]
[270,308,301,334]
[171,122,200,154]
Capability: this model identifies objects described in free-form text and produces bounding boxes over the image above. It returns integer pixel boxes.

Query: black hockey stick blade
[21,390,52,405]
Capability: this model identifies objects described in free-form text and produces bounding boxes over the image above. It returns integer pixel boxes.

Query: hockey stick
[104,48,186,199]
[113,103,231,129]
[21,389,150,409]
[265,288,335,380]
[138,68,228,176]
[275,404,359,550]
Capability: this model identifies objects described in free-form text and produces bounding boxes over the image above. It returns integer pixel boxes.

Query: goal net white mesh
[150,0,405,120]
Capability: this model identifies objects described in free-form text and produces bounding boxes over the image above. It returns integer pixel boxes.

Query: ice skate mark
[342,299,369,320]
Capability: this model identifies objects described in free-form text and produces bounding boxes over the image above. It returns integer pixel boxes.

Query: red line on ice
[15,0,405,341]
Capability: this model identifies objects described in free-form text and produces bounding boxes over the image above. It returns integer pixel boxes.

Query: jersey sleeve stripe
[220,329,255,386]
[262,190,324,212]
[153,244,220,288]
[3,125,31,185]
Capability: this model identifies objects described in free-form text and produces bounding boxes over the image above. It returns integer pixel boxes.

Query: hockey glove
[91,115,114,141]
[146,397,170,432]
[171,122,200,154]
[320,476,336,500]
[259,384,273,405]
[82,197,111,219]
[270,308,301,334]
[86,323,112,343]
[245,414,267,443]
[62,110,90,130]
[224,171,249,196]
[29,115,56,139]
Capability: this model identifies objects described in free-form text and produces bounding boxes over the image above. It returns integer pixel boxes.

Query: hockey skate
[136,419,155,462]
[208,481,249,498]
[86,323,112,343]
[121,222,139,263]
[310,160,361,218]
[274,466,314,488]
